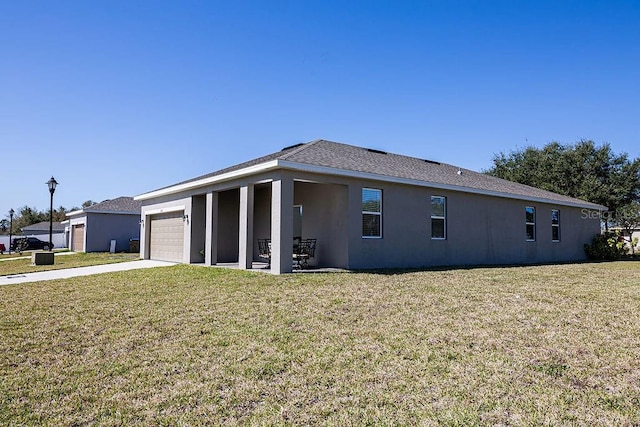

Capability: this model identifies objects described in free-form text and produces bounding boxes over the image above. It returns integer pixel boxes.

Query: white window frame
[551,209,560,242]
[430,196,447,240]
[362,188,382,239]
[525,206,536,242]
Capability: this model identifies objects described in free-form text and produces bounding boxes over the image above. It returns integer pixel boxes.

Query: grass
[0,252,140,276]
[1,262,639,425]
[0,248,69,260]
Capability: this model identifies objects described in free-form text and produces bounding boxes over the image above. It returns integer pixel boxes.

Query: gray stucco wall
[138,169,601,270]
[346,180,601,269]
[85,213,141,253]
[217,189,240,262]
[293,182,349,268]
[190,195,206,263]
[253,185,272,260]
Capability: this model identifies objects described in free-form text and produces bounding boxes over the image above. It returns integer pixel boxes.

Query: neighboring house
[21,221,65,237]
[9,221,66,249]
[134,139,605,274]
[67,197,142,253]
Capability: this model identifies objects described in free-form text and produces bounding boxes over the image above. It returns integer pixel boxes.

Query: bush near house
[584,231,629,260]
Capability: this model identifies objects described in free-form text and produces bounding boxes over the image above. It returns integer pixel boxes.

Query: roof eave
[134,160,280,200]
[84,210,141,215]
[134,158,606,211]
[277,160,607,210]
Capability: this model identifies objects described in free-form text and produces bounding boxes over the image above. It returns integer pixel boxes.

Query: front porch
[189,173,350,274]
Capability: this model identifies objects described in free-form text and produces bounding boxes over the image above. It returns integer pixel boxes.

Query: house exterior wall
[139,196,190,262]
[344,179,601,269]
[217,189,240,262]
[253,185,272,260]
[190,195,206,263]
[138,169,601,270]
[294,181,349,268]
[85,213,141,253]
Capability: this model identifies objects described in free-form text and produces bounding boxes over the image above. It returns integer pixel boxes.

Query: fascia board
[133,156,607,211]
[84,211,141,215]
[277,160,607,211]
[143,205,186,216]
[135,160,280,200]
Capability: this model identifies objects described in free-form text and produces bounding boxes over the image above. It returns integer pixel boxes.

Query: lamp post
[46,176,58,251]
[9,208,14,255]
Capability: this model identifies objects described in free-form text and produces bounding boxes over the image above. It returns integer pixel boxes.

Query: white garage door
[149,212,184,262]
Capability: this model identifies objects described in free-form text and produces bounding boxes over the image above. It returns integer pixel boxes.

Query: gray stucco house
[135,139,605,274]
[67,197,142,253]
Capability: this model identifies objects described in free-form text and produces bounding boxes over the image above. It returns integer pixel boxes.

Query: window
[431,196,446,239]
[362,188,382,238]
[525,206,536,241]
[551,209,560,242]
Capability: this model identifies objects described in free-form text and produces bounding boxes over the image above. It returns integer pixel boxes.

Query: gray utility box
[32,251,55,265]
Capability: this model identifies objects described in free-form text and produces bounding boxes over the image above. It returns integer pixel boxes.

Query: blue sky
[2,0,639,216]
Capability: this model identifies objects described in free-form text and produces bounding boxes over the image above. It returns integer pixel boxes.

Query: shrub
[584,231,628,260]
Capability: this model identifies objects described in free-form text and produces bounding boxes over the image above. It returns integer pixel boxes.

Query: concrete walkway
[0,260,175,286]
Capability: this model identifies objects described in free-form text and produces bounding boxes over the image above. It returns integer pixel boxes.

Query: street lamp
[46,176,58,251]
[9,208,14,255]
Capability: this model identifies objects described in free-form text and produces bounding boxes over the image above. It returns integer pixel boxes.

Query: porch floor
[192,262,348,274]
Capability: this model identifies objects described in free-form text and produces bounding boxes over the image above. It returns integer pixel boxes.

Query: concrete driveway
[0,260,175,286]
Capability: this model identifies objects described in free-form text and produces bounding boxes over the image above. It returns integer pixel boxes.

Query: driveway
[0,260,175,286]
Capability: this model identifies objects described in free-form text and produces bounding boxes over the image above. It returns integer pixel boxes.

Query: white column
[271,176,294,274]
[205,192,218,266]
[238,184,255,269]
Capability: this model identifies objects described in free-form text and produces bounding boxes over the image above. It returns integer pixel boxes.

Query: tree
[82,200,97,208]
[616,201,640,255]
[486,140,640,217]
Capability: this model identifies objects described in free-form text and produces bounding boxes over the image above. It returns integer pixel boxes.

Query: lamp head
[47,176,58,193]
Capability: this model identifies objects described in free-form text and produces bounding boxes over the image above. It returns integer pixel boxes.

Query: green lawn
[0,252,140,276]
[1,262,639,425]
[0,248,69,260]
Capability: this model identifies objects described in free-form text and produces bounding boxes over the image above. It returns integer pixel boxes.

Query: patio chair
[293,238,316,269]
[257,238,271,267]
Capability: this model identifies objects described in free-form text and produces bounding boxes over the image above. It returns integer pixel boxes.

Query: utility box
[129,238,140,253]
[32,251,54,265]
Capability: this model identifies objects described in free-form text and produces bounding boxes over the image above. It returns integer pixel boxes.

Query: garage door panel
[149,212,184,262]
[72,224,85,252]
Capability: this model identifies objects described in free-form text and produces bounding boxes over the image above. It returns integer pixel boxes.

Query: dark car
[10,237,53,251]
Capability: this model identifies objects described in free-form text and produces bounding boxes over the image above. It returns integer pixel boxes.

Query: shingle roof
[141,139,605,209]
[80,197,141,214]
[21,221,65,232]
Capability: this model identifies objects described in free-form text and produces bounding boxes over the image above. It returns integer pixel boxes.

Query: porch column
[238,184,255,269]
[271,176,294,274]
[205,191,218,266]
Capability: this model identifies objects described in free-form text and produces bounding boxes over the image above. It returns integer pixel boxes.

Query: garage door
[149,212,184,262]
[72,224,85,252]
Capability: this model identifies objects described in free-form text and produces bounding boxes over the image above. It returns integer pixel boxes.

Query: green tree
[486,140,640,216]
[616,201,640,255]
[15,206,47,230]
[82,200,96,208]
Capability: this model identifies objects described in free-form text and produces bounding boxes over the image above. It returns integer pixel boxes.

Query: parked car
[10,237,54,251]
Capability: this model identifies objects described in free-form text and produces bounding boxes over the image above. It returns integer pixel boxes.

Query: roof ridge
[279,139,323,160]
